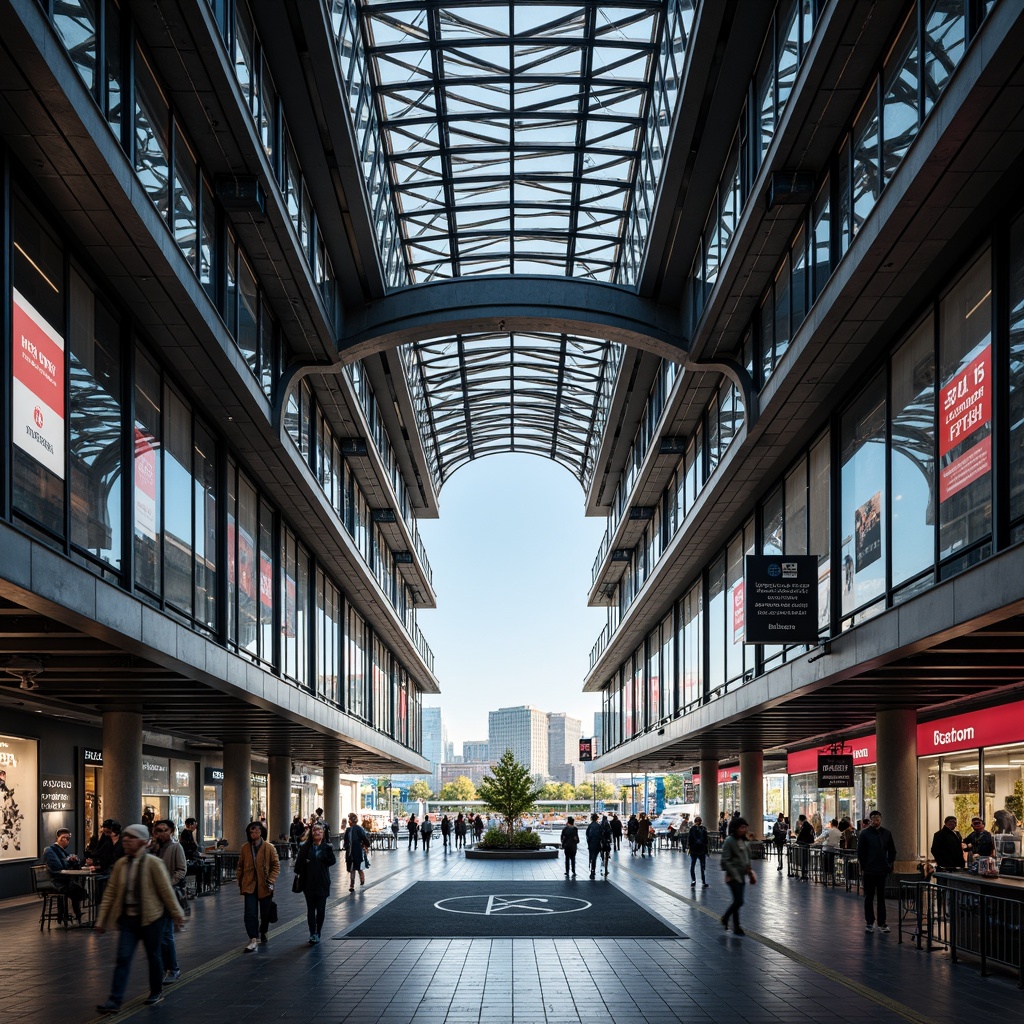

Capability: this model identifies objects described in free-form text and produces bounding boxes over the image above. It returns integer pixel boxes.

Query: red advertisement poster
[282,574,296,637]
[731,580,744,643]
[133,428,157,540]
[12,288,65,479]
[939,345,991,501]
[259,552,274,609]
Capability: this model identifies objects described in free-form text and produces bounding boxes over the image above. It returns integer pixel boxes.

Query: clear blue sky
[417,453,608,753]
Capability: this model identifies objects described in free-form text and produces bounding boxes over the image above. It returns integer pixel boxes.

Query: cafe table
[59,868,107,927]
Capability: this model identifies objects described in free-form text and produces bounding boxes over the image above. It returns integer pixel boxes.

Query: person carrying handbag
[237,821,280,952]
[343,813,368,892]
[293,822,336,944]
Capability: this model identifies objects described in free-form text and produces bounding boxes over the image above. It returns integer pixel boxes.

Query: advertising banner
[579,738,593,762]
[259,552,274,609]
[134,428,158,540]
[12,288,65,478]
[940,345,991,502]
[0,734,39,861]
[744,555,819,644]
[854,493,881,571]
[731,580,744,644]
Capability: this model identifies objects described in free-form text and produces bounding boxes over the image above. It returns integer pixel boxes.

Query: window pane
[194,421,217,629]
[891,317,935,586]
[1010,213,1024,524]
[708,557,725,693]
[199,176,216,301]
[69,271,121,567]
[105,0,123,137]
[172,127,198,270]
[134,349,162,593]
[785,459,807,555]
[774,252,791,366]
[259,501,275,663]
[776,0,799,113]
[939,250,992,559]
[812,178,831,299]
[882,13,920,185]
[810,433,831,631]
[238,474,259,657]
[725,534,745,682]
[164,386,193,612]
[227,461,237,645]
[134,47,170,222]
[852,95,880,237]
[12,196,65,536]
[237,254,258,377]
[841,372,886,618]
[54,0,98,94]
[923,0,966,116]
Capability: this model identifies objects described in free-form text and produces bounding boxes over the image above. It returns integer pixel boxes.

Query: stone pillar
[323,766,341,838]
[268,754,292,842]
[740,750,765,839]
[876,708,918,872]
[222,741,252,851]
[102,710,142,826]
[699,757,719,831]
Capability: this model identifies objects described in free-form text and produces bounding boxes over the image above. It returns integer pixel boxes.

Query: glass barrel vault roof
[355,0,677,490]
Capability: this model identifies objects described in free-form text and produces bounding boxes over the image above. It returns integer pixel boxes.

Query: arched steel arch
[277,278,756,491]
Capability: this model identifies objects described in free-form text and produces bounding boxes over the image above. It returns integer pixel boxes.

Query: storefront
[918,701,1024,857]
[203,766,224,845]
[787,737,877,834]
[693,767,789,824]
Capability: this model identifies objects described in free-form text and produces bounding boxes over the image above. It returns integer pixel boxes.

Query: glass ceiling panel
[350,0,691,492]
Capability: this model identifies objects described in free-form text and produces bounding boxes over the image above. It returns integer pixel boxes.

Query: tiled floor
[3,843,1017,1023]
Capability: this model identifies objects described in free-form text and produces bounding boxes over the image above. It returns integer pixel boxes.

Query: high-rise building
[421,707,448,795]
[547,712,582,784]
[463,740,489,761]
[488,706,549,780]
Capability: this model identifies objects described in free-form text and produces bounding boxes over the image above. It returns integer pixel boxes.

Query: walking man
[857,810,896,933]
[720,817,757,935]
[687,815,709,887]
[795,814,814,880]
[420,814,433,852]
[610,813,623,851]
[585,813,603,879]
[560,816,579,877]
[407,814,419,849]
[238,820,280,951]
[771,813,789,870]
[151,819,186,984]
[94,823,185,1013]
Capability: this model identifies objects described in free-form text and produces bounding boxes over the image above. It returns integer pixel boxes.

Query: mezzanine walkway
[2,843,1015,1024]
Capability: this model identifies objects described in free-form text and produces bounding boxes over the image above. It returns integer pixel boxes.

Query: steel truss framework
[358,0,671,488]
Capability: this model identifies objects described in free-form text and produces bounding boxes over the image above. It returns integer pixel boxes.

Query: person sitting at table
[90,819,123,872]
[43,828,88,925]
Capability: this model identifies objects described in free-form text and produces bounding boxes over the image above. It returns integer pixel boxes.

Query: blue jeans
[109,914,165,1004]
[243,892,273,939]
[690,852,706,882]
[161,914,178,972]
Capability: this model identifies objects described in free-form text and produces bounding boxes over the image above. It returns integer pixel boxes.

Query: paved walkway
[3,843,1017,1024]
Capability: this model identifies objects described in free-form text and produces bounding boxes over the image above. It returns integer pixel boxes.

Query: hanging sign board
[578,738,593,762]
[817,755,854,788]
[744,555,819,644]
[41,774,75,812]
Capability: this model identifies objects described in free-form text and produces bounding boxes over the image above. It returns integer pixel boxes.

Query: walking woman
[343,812,368,892]
[720,817,757,935]
[294,823,335,945]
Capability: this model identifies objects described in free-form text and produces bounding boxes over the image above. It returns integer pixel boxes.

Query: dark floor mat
[337,880,685,939]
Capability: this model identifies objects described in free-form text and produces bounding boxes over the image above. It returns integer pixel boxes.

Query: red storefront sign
[917,699,1024,756]
[787,735,876,775]
[693,768,740,785]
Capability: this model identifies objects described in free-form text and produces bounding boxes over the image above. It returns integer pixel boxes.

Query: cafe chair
[30,865,69,931]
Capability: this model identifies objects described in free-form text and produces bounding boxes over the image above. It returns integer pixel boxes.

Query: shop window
[938,250,992,561]
[69,270,122,570]
[841,372,887,621]
[890,316,935,587]
[11,196,65,538]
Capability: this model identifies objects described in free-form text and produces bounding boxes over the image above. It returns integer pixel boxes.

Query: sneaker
[245,938,258,952]
[865,924,874,933]
[880,925,891,934]
[96,1002,120,1015]
[144,993,164,1006]
[309,933,317,945]
[165,969,181,983]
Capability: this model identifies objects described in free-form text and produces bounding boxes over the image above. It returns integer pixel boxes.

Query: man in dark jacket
[795,814,814,880]
[687,816,709,886]
[610,813,623,851]
[962,816,995,864]
[930,816,965,870]
[585,813,603,879]
[560,816,580,877]
[43,828,86,924]
[856,810,896,933]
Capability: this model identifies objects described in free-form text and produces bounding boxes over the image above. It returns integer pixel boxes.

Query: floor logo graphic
[434,893,592,916]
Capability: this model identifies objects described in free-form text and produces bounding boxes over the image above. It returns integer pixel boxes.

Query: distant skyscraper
[488,706,548,779]
[421,707,448,794]
[463,740,489,761]
[547,712,582,783]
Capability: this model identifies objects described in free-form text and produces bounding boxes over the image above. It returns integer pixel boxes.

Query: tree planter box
[465,847,559,860]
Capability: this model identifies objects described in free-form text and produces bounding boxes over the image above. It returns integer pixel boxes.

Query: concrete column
[268,755,292,841]
[740,750,765,839]
[699,757,719,830]
[323,767,341,837]
[102,710,142,826]
[222,741,252,851]
[876,708,918,872]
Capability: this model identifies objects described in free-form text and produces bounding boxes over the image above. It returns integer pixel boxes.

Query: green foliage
[476,749,544,842]
[1006,779,1024,822]
[440,776,478,801]
[408,780,433,801]
[479,825,542,850]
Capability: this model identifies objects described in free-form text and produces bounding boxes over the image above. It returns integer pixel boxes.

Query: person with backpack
[560,816,580,877]
[687,815,709,887]
[420,814,434,852]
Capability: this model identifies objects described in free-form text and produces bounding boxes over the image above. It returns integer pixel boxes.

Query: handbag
[291,873,304,894]
[267,899,279,923]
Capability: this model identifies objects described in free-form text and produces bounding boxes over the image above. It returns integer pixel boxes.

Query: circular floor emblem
[434,893,592,916]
